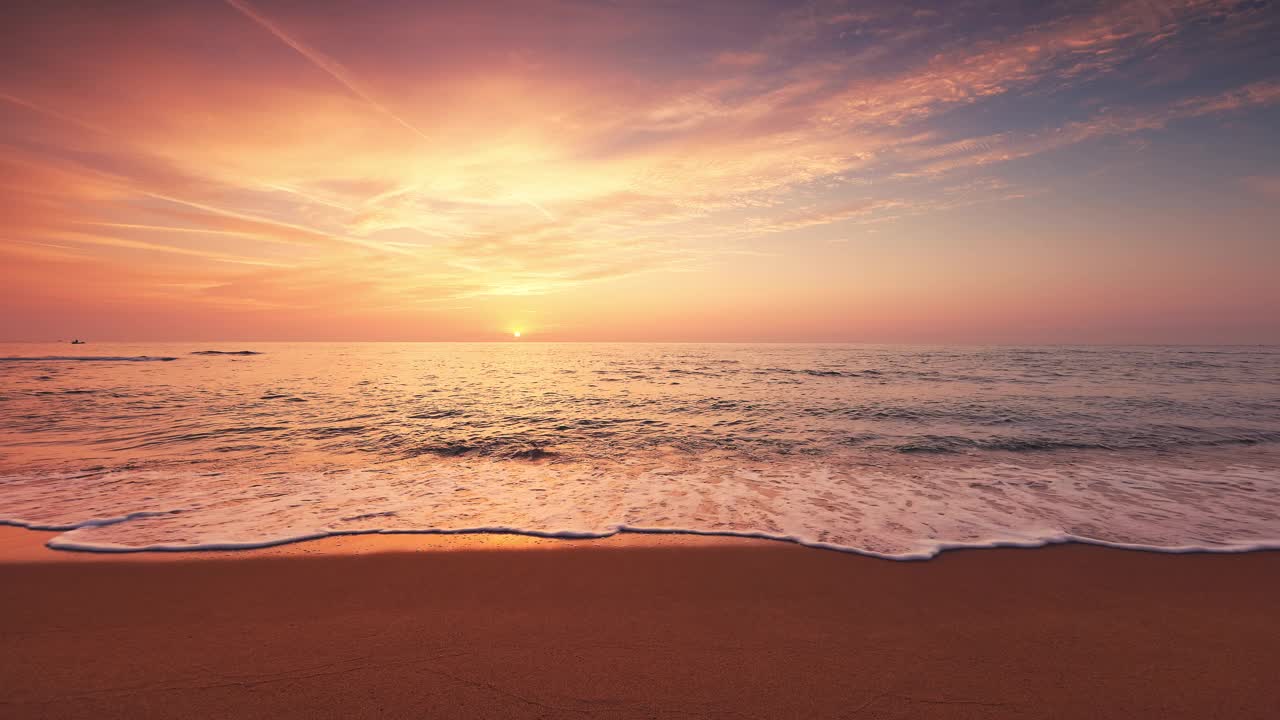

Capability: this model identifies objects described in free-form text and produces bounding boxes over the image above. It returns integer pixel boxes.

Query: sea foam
[1,342,1277,557]
[3,453,1278,558]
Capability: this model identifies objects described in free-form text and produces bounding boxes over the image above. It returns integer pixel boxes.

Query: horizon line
[1,339,1277,348]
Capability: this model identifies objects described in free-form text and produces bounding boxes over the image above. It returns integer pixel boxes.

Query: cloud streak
[1,0,1277,341]
[222,0,430,141]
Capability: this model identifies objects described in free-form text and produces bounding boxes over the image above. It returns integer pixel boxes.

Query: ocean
[1,342,1277,557]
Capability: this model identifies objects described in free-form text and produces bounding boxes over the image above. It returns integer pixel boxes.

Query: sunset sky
[2,0,1277,343]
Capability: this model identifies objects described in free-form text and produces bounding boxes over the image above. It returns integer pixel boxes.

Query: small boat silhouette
[70,339,86,344]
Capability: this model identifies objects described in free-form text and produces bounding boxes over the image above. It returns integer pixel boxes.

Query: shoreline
[3,526,1279,718]
[0,525,757,563]
[5,520,1280,562]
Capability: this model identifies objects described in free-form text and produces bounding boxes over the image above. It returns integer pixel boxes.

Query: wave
[7,517,1279,561]
[114,425,290,450]
[1,510,184,533]
[395,440,559,460]
[191,350,263,356]
[3,343,1277,562]
[762,367,875,378]
[892,430,1280,453]
[4,446,1276,560]
[0,356,178,362]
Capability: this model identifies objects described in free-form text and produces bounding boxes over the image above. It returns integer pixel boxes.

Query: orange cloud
[1,0,1277,341]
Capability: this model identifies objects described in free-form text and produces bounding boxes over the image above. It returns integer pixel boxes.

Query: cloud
[1,0,1276,339]
[744,199,907,234]
[898,80,1280,177]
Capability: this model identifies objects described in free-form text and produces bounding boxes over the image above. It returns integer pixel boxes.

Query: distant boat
[70,339,86,344]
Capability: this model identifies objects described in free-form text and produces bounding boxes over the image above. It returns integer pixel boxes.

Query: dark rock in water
[191,350,263,356]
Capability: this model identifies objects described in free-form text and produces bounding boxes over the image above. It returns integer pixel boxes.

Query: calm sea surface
[1,342,1278,557]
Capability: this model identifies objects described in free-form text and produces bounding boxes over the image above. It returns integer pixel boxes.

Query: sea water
[1,342,1277,557]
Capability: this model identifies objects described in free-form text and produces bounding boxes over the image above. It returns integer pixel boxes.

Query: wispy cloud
[1,0,1277,340]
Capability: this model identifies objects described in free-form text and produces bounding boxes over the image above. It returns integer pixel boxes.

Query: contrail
[0,91,112,135]
[75,221,266,238]
[223,0,429,141]
[53,230,294,267]
[143,191,412,255]
[261,183,356,212]
[515,194,556,221]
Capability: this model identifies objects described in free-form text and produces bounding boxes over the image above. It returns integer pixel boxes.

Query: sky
[1,0,1277,343]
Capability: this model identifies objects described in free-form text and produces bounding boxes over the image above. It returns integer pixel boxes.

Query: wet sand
[1,527,1277,719]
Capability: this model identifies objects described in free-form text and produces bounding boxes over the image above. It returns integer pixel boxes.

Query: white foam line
[15,520,1280,561]
[1,510,184,533]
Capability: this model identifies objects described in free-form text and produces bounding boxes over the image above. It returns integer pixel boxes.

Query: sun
[513,331,522,338]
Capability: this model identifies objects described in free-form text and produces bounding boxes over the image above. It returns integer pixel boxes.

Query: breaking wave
[1,342,1277,557]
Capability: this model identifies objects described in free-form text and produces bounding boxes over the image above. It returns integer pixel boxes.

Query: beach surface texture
[2,528,1278,719]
